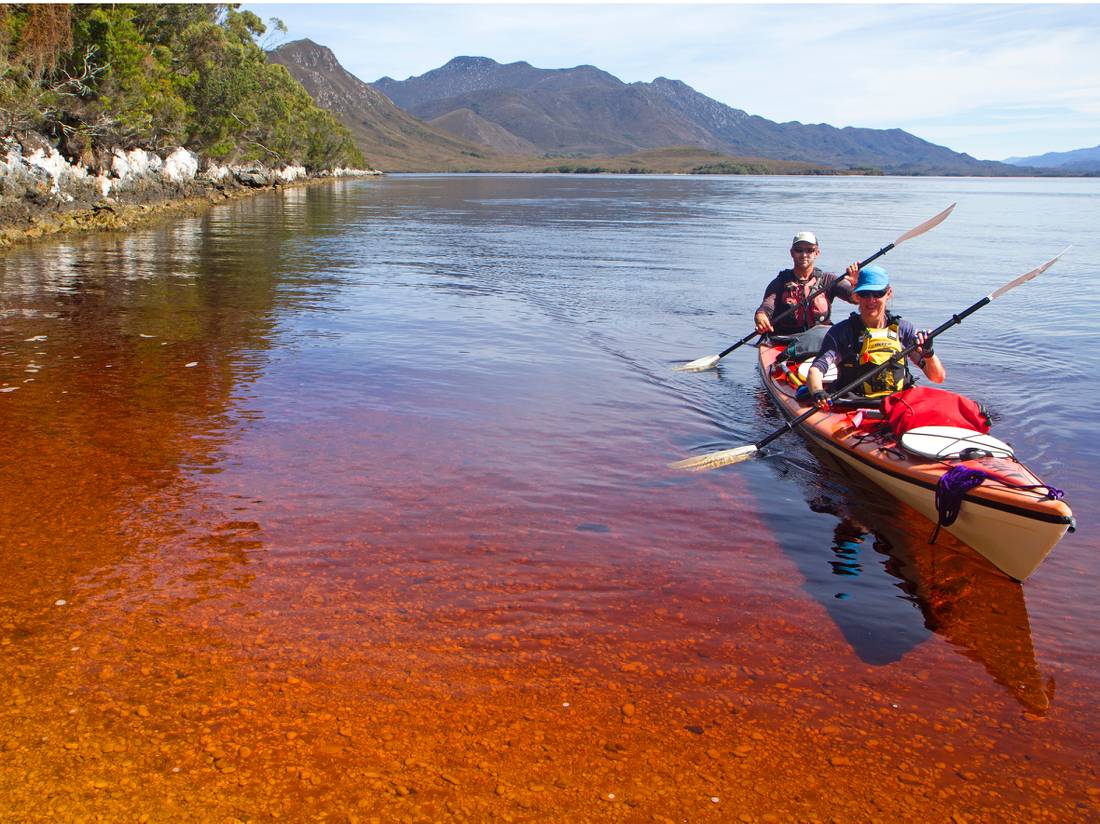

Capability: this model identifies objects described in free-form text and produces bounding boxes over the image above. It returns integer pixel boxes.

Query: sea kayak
[757,341,1074,582]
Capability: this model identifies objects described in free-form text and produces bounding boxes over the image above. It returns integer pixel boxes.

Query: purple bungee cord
[931,465,1065,543]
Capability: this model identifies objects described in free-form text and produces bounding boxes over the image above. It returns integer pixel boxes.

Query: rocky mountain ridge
[273,41,1062,176]
[374,55,1022,175]
[269,41,502,172]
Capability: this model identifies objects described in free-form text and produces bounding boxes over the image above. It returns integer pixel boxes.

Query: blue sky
[245,3,1099,161]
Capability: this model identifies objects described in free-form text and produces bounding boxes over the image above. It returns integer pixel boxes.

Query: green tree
[1,3,363,169]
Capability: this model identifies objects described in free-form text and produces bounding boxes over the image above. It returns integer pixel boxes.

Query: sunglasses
[792,246,818,254]
[857,288,888,299]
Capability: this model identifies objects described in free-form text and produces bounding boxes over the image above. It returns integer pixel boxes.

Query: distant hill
[426,108,540,155]
[374,56,1025,175]
[377,58,719,156]
[522,146,832,175]
[268,40,505,172]
[270,41,845,175]
[1004,144,1100,174]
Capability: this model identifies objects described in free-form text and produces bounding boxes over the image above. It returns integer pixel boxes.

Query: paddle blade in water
[674,354,720,372]
[669,444,759,471]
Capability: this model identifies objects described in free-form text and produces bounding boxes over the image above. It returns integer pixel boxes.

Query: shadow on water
[754,408,1053,713]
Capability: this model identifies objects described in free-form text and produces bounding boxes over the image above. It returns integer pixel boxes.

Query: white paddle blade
[674,354,720,372]
[894,202,956,246]
[670,444,759,471]
[989,250,1068,301]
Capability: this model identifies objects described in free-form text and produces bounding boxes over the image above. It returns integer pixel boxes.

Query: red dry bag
[882,386,991,437]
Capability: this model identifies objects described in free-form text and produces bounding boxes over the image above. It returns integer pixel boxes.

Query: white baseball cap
[791,231,818,247]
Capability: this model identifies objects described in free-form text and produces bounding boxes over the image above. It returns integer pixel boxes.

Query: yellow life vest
[842,313,910,398]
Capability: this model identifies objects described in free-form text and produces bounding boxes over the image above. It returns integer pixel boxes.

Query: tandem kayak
[757,341,1074,582]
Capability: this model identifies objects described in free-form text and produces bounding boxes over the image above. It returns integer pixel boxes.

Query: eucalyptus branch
[48,46,106,100]
[229,111,282,162]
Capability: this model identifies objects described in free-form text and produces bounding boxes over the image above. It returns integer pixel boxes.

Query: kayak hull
[757,343,1073,581]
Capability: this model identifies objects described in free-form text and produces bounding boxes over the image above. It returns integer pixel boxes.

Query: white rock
[276,165,307,182]
[162,147,198,182]
[112,148,162,180]
[28,147,89,192]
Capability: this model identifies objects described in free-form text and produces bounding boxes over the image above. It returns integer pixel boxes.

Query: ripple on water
[0,175,1096,820]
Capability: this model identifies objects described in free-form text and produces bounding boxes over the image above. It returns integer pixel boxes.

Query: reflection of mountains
[774,443,1053,714]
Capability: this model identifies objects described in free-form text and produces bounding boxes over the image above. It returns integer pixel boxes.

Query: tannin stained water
[0,176,1097,821]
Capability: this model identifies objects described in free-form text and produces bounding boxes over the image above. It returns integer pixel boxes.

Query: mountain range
[373,55,1022,175]
[268,40,497,171]
[271,41,1073,176]
[1004,144,1100,174]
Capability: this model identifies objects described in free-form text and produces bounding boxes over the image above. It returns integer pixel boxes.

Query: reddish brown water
[1,177,1097,821]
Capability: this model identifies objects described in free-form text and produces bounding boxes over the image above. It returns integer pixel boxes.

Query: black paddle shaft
[722,243,897,359]
[754,293,988,452]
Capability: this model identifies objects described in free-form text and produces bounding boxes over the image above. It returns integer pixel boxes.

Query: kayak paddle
[671,251,1067,471]
[674,203,957,372]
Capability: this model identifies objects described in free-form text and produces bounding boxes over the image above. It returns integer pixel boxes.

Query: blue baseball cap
[853,264,890,293]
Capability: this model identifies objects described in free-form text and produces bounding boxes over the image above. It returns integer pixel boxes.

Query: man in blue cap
[805,264,943,409]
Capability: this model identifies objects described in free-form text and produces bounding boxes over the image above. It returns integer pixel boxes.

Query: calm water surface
[0,175,1097,820]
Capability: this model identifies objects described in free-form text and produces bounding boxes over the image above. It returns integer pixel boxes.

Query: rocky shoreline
[0,134,380,249]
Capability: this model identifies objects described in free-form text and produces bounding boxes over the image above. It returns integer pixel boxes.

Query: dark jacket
[755,268,854,335]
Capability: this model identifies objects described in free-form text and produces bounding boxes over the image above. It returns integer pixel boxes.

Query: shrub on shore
[0,3,365,171]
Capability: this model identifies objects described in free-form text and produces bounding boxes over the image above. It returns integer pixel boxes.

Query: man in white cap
[753,231,859,336]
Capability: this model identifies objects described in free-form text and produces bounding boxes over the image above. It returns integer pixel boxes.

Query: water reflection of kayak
[757,341,1074,582]
[778,447,1053,714]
